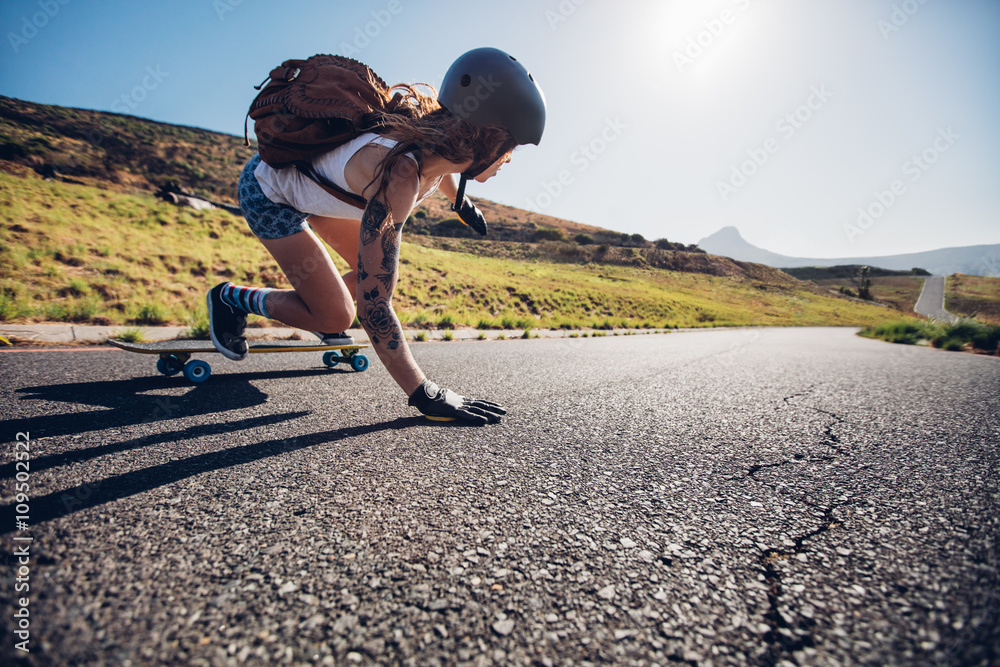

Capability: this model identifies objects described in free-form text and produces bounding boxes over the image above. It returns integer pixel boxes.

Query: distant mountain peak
[698,226,784,266]
[697,226,999,276]
[715,225,742,236]
[702,226,748,245]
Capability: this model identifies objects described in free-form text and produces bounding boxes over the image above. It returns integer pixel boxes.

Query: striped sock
[220,283,272,319]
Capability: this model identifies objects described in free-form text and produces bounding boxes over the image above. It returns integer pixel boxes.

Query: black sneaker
[208,283,249,360]
[314,331,354,346]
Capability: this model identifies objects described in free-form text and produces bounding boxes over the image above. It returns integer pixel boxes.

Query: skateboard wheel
[156,356,184,376]
[322,350,341,367]
[350,354,369,372]
[183,359,212,383]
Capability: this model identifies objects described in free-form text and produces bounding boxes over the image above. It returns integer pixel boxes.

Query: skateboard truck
[109,339,370,383]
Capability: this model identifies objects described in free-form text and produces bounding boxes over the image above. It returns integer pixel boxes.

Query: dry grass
[1,170,908,330]
[946,274,1000,324]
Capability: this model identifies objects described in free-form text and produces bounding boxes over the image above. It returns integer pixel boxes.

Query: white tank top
[253,133,436,220]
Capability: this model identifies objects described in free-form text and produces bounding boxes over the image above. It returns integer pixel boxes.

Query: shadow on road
[0,416,426,534]
[7,368,341,439]
[1,412,310,479]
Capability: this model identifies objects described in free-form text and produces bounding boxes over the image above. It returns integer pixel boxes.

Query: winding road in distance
[914,275,959,322]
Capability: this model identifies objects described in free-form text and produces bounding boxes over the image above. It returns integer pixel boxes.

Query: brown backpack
[243,54,404,209]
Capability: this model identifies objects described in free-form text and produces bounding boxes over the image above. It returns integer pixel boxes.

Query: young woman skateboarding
[207,48,546,425]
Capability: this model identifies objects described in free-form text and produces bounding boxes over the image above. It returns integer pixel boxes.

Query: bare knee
[316,301,356,332]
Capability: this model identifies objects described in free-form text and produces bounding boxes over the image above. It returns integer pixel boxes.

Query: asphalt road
[1,328,998,666]
[914,276,959,323]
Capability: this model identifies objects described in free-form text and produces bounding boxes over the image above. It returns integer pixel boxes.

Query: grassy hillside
[782,265,929,281]
[800,273,1000,325]
[0,95,252,204]
[946,274,1000,324]
[0,169,901,330]
[804,276,925,313]
[4,94,971,333]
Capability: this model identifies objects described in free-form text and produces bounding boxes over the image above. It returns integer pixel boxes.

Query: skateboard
[108,338,369,383]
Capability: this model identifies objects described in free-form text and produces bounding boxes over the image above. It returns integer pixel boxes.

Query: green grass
[0,171,268,325]
[115,326,146,343]
[185,313,210,340]
[859,321,928,345]
[1,170,915,331]
[859,319,1000,353]
[395,242,899,330]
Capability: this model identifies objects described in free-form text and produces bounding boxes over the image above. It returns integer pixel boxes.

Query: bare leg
[257,228,356,333]
[308,215,361,303]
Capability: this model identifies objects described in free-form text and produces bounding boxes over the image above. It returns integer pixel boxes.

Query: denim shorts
[238,154,310,239]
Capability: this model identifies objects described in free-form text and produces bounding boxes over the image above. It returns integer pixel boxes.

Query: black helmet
[439,47,546,147]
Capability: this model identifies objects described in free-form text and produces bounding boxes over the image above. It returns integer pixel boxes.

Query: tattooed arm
[355,157,507,423]
[356,160,425,396]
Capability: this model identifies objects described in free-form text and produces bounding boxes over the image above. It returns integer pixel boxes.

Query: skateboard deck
[109,338,369,382]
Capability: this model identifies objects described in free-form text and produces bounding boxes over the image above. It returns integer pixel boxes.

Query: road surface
[914,276,959,323]
[1,328,997,666]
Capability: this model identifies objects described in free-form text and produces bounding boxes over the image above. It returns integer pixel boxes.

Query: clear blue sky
[2,0,998,259]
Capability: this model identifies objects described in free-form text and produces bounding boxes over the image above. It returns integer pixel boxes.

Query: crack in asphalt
[758,502,847,667]
[752,388,853,666]
[812,407,846,456]
[780,385,818,407]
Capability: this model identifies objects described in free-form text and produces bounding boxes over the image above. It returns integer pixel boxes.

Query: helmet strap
[452,174,469,211]
[450,137,517,210]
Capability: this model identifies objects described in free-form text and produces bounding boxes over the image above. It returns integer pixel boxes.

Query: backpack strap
[297,142,426,212]
[295,163,367,209]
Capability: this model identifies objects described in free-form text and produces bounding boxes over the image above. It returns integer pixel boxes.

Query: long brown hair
[362,83,515,213]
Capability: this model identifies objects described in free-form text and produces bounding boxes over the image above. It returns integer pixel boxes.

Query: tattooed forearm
[358,203,404,348]
[356,193,424,394]
[360,286,403,349]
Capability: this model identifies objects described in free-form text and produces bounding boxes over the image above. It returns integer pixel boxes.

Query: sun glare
[644,0,770,90]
